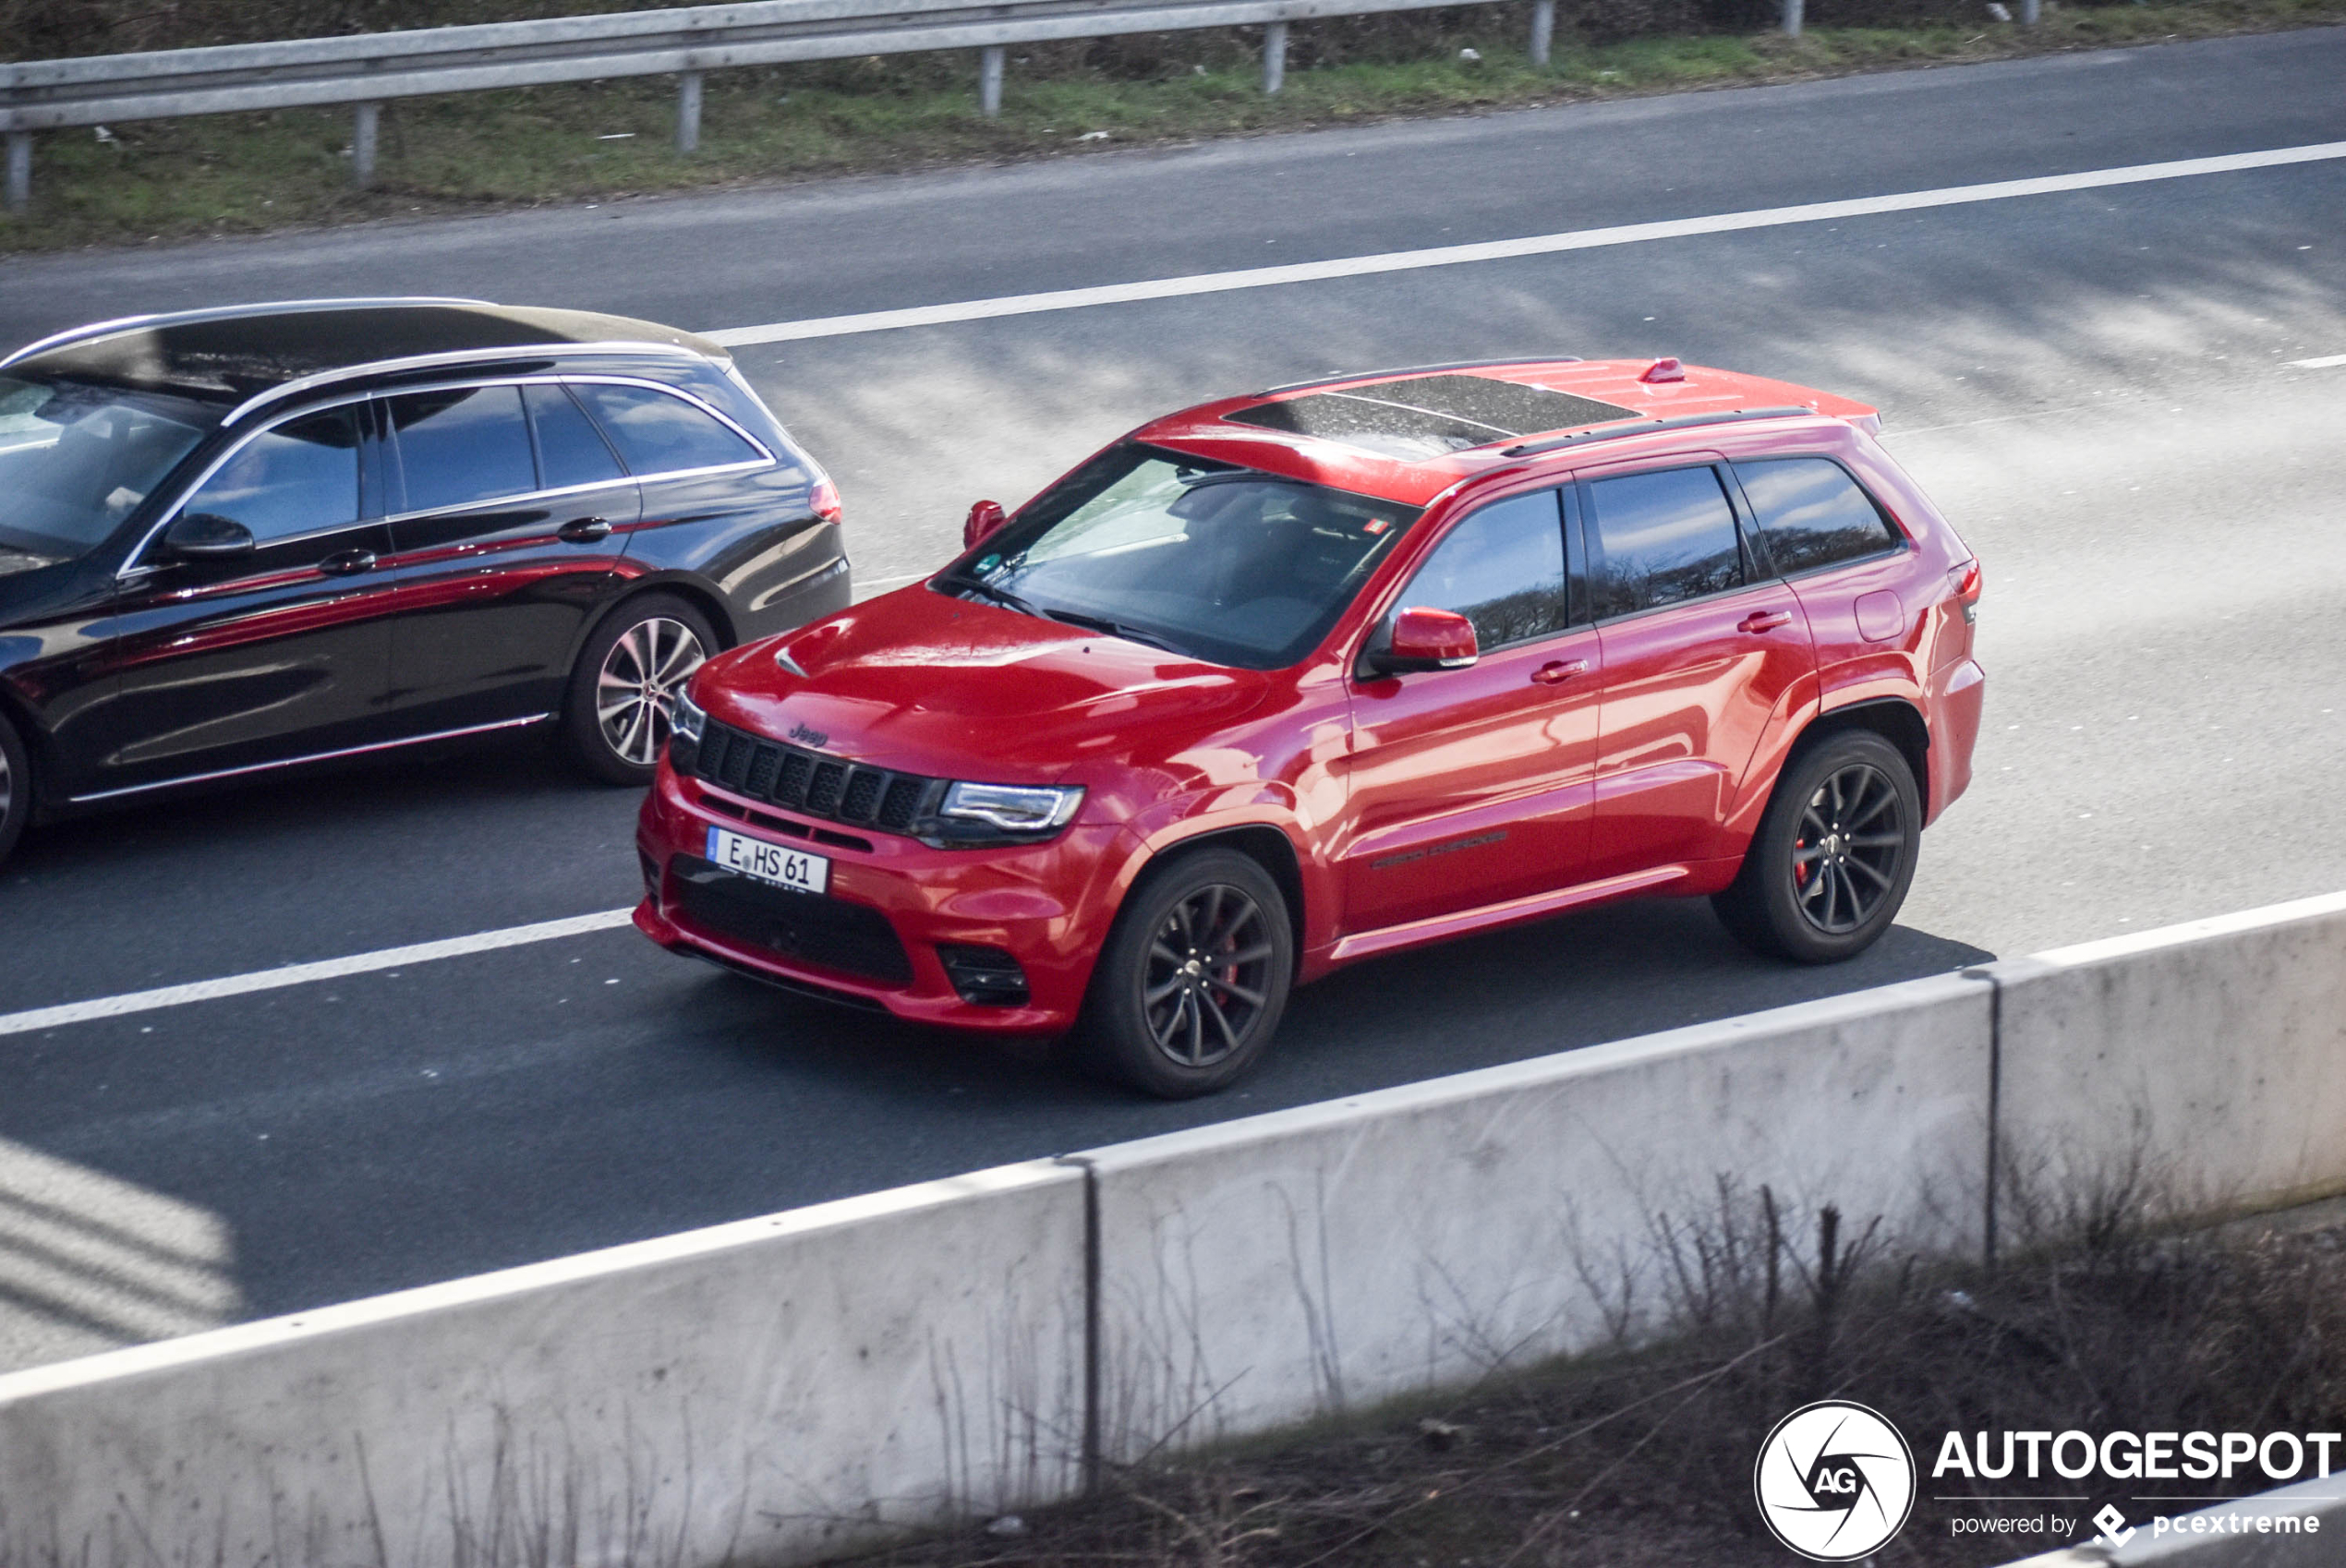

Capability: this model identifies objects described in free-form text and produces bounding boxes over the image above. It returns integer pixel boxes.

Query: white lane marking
[2287,354,2346,368]
[706,141,2346,346]
[0,909,635,1040]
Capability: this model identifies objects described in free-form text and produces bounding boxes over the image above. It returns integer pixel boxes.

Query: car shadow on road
[679,893,1997,1149]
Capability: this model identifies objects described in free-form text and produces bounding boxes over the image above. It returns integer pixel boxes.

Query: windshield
[938,443,1421,669]
[0,375,217,571]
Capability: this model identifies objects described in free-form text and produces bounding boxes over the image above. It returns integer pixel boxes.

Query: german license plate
[707,826,828,895]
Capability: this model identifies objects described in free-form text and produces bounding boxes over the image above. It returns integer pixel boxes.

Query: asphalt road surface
[2,29,2343,1371]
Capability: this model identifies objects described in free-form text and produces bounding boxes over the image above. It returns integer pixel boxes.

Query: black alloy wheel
[0,710,27,869]
[1078,848,1294,1098]
[1713,729,1921,964]
[561,593,719,785]
[1791,761,1905,935]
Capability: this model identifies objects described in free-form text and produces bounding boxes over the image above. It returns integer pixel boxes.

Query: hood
[696,583,1275,784]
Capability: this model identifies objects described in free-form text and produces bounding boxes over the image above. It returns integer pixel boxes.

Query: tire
[0,709,29,869]
[1074,848,1295,1099]
[1712,730,1921,964]
[560,594,719,786]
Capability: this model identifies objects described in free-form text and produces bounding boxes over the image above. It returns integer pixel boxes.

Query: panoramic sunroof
[1224,373,1641,461]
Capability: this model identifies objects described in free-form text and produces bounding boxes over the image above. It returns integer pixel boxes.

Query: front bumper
[634,761,1131,1033]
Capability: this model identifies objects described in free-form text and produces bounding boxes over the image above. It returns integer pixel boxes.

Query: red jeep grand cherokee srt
[635,358,1985,1096]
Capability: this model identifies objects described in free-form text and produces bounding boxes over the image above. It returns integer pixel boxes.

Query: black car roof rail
[0,297,498,371]
[222,339,711,426]
[1498,404,1820,458]
[1252,356,1586,397]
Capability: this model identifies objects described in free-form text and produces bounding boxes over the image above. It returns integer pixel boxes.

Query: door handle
[1532,658,1590,685]
[317,549,378,576]
[558,517,613,544]
[1738,609,1794,634]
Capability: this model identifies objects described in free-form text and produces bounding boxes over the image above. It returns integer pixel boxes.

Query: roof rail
[1253,356,1586,398]
[1499,404,1820,458]
[221,339,712,426]
[0,296,500,371]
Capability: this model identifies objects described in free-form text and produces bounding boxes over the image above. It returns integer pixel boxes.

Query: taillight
[810,476,843,524]
[1951,560,1981,622]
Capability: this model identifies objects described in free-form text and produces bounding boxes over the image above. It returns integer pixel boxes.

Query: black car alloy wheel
[1790,762,1906,935]
[562,593,720,785]
[0,712,24,866]
[599,615,707,768]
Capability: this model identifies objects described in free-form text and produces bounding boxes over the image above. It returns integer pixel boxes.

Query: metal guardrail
[0,0,2040,216]
[0,0,1560,211]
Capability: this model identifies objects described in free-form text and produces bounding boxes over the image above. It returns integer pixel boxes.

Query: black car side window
[571,383,762,477]
[1397,488,1568,650]
[179,409,360,545]
[388,385,537,512]
[524,383,625,490]
[1585,465,1745,618]
[1733,457,1904,575]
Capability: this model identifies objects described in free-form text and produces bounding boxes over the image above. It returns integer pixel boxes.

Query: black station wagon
[0,297,850,866]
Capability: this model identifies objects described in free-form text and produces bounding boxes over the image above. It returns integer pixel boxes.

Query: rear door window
[1733,457,1903,575]
[388,386,537,512]
[1397,489,1569,650]
[1584,465,1746,618]
[571,383,762,477]
[524,383,625,490]
[181,409,361,545]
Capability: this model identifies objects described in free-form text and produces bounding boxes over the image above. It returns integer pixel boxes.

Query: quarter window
[389,385,537,512]
[525,383,625,489]
[1397,489,1568,650]
[571,383,761,476]
[1734,458,1902,575]
[180,409,360,545]
[1585,465,1745,618]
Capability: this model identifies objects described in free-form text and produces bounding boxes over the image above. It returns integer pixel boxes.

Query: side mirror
[963,500,1007,551]
[1370,607,1479,675]
[163,512,256,561]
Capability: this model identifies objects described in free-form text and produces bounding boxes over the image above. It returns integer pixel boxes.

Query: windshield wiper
[954,575,1184,655]
[1039,607,1184,655]
[953,575,1046,618]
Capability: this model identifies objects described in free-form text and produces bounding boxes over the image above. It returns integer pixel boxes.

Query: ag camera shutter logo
[1754,1400,1917,1561]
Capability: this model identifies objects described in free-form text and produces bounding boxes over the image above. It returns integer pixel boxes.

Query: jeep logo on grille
[787,722,829,749]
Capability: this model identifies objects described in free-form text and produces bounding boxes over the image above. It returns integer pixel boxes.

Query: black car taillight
[937,944,1030,1007]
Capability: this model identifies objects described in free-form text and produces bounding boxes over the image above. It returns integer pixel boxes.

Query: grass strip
[1,0,2341,253]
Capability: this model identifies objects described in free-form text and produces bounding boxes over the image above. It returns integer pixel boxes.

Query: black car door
[82,403,402,799]
[377,381,641,733]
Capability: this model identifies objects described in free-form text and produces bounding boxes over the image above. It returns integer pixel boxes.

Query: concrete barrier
[0,1161,1087,1567]
[8,890,2346,1562]
[2003,1474,2346,1567]
[1987,891,2346,1228]
[1078,972,1994,1458]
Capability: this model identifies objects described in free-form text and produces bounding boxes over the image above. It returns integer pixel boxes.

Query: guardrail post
[5,133,28,214]
[979,46,1005,116]
[351,103,380,187]
[1781,0,1803,34]
[2018,0,2040,19]
[1263,21,1288,93]
[1530,0,1555,65]
[677,69,704,153]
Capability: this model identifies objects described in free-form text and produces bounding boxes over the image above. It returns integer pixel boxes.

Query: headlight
[938,781,1084,834]
[671,688,707,744]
